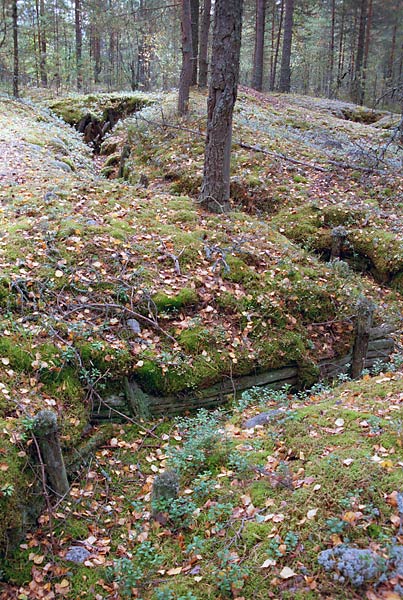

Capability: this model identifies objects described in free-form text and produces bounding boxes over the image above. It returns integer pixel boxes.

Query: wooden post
[330,226,347,261]
[351,296,375,379]
[33,410,69,497]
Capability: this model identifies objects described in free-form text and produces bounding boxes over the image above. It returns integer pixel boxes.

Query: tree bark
[278,0,294,92]
[352,0,368,104]
[75,0,83,90]
[39,0,47,86]
[199,0,244,213]
[252,0,266,91]
[269,0,284,90]
[12,0,18,98]
[198,0,211,87]
[190,0,199,85]
[327,0,335,97]
[178,0,193,115]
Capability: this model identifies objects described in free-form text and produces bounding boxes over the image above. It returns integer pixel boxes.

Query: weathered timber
[330,226,348,261]
[33,410,69,497]
[369,324,396,340]
[351,296,376,379]
[90,315,395,421]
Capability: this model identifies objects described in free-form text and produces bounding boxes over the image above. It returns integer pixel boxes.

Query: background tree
[200,0,244,213]
[198,0,211,87]
[251,0,266,91]
[278,0,294,92]
[178,0,193,115]
[12,0,18,97]
[190,0,199,85]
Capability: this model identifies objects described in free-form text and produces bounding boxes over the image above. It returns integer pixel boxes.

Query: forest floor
[0,88,402,599]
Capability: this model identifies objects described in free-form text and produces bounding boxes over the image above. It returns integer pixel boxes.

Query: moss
[350,229,403,277]
[1,547,33,585]
[76,342,132,376]
[0,419,33,550]
[103,153,121,168]
[0,337,32,372]
[179,326,211,353]
[152,287,198,312]
[242,520,273,549]
[223,255,258,284]
[257,330,307,370]
[58,157,76,171]
[249,481,275,508]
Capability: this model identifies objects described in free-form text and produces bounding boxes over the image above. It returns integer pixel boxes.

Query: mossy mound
[47,92,153,126]
[272,202,403,281]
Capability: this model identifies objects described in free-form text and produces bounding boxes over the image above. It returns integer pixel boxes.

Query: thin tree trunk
[278,0,294,92]
[178,0,193,114]
[200,0,244,212]
[337,1,345,91]
[198,0,211,87]
[352,0,368,104]
[75,0,82,90]
[39,0,47,86]
[387,22,397,80]
[252,0,266,91]
[190,0,199,85]
[360,0,372,104]
[327,0,335,97]
[270,0,284,91]
[12,0,18,97]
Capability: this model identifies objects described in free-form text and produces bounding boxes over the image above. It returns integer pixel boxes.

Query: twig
[238,141,328,172]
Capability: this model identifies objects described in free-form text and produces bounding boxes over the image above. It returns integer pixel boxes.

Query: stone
[152,470,179,509]
[243,410,285,429]
[65,546,91,564]
[127,318,141,334]
[52,160,72,173]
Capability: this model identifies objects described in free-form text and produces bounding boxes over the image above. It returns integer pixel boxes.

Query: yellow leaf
[261,558,277,568]
[167,567,182,576]
[279,567,296,579]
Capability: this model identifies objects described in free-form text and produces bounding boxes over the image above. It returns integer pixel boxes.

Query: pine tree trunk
[269,0,284,90]
[39,0,47,86]
[198,0,211,87]
[252,0,266,91]
[12,0,18,97]
[327,0,335,97]
[199,0,244,213]
[190,0,199,85]
[75,0,82,90]
[178,0,193,115]
[337,2,345,91]
[278,0,293,92]
[360,0,372,104]
[352,0,368,104]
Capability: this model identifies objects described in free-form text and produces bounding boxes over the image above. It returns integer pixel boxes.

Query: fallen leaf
[279,566,296,579]
[167,567,182,576]
[261,558,277,568]
[307,508,318,519]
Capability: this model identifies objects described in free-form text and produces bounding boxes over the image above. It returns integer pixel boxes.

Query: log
[369,324,395,340]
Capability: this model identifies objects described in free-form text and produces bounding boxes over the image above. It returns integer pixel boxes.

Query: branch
[237,141,328,172]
